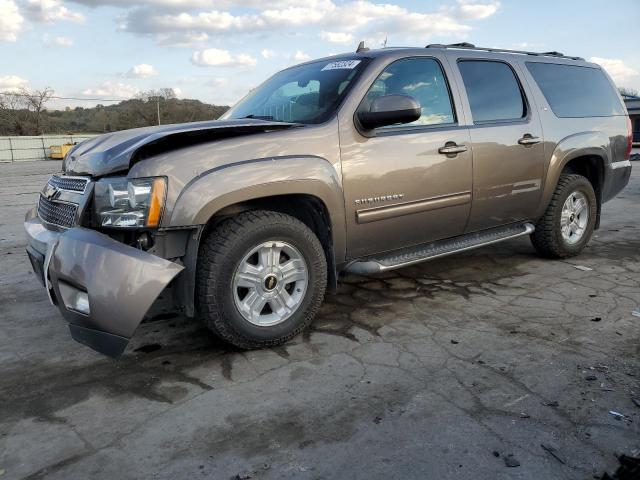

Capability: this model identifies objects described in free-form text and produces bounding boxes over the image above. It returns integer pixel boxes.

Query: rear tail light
[625,116,633,160]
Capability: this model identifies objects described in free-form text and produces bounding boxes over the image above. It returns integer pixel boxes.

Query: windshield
[222,58,368,124]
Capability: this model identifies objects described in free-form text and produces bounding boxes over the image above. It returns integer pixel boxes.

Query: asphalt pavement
[1,161,638,480]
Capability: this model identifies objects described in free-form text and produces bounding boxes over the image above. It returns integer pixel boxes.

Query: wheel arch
[173,161,346,316]
[201,192,338,294]
[537,131,609,226]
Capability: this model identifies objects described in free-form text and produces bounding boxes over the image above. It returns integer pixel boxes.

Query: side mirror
[357,94,421,130]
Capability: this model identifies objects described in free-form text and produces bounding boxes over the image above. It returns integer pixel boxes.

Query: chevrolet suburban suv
[25,43,632,357]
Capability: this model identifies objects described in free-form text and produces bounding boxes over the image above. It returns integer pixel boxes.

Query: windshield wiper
[237,114,305,127]
[239,114,276,120]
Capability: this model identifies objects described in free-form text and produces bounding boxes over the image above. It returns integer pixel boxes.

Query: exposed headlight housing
[94,177,166,228]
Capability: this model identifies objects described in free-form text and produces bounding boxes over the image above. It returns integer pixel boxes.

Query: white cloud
[119,0,491,45]
[0,74,28,91]
[69,0,240,7]
[293,50,310,61]
[54,35,73,46]
[82,81,140,99]
[69,0,336,7]
[126,63,159,77]
[156,31,208,47]
[43,34,74,46]
[261,48,276,59]
[453,1,500,20]
[590,57,639,87]
[511,42,544,50]
[319,30,353,44]
[191,48,257,67]
[22,0,85,23]
[260,2,328,27]
[0,0,24,42]
[209,77,228,87]
[124,8,265,35]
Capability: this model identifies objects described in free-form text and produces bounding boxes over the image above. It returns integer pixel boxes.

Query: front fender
[169,155,347,262]
[536,131,610,217]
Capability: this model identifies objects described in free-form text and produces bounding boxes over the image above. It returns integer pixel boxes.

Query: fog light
[58,282,90,315]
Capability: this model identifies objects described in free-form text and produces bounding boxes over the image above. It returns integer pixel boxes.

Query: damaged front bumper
[24,208,183,358]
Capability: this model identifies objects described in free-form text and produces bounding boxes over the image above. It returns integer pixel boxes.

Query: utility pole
[157,99,161,125]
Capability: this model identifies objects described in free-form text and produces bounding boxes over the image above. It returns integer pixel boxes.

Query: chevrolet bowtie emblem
[264,274,278,291]
[42,183,59,200]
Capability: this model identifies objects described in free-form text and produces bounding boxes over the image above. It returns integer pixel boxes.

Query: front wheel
[531,173,597,258]
[197,210,327,349]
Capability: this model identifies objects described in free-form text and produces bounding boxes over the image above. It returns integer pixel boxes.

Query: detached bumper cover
[24,209,183,357]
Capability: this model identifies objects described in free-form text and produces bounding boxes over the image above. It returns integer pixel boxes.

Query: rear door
[449,57,545,232]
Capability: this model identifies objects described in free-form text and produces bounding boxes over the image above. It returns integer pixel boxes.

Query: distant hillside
[0,92,229,136]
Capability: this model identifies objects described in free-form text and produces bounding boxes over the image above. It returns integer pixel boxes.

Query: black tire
[196,210,327,349]
[531,173,597,258]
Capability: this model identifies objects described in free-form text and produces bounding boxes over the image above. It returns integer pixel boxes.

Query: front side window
[222,58,368,124]
[360,57,455,127]
[458,60,526,123]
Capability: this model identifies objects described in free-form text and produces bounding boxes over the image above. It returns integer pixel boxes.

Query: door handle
[438,143,467,155]
[518,135,541,146]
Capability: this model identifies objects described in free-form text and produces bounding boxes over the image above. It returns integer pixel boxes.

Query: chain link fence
[0,135,97,162]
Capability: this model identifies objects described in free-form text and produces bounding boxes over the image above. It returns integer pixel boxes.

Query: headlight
[94,177,166,228]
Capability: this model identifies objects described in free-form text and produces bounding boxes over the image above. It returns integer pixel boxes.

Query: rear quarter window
[526,62,625,118]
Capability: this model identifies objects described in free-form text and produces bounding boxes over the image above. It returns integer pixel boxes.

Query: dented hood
[63,118,300,177]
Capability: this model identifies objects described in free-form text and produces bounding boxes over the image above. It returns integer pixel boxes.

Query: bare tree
[159,88,177,100]
[1,89,228,135]
[0,91,31,135]
[134,88,179,125]
[136,88,177,102]
[619,87,639,97]
[20,87,54,134]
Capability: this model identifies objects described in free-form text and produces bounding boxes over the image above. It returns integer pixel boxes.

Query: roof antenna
[356,40,369,53]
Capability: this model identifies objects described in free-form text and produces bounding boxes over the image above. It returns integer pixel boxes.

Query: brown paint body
[24,46,632,356]
[133,48,629,262]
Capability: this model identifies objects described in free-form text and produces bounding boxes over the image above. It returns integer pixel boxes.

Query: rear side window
[526,62,625,117]
[458,60,526,123]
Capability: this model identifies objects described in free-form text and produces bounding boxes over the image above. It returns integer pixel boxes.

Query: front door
[451,58,545,232]
[339,56,473,259]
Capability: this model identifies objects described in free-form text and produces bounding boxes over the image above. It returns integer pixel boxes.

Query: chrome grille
[38,196,77,228]
[49,175,89,193]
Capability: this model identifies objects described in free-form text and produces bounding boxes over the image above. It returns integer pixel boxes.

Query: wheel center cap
[264,274,278,291]
[570,213,575,222]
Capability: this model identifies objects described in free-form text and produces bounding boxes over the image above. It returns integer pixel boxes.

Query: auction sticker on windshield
[321,60,361,71]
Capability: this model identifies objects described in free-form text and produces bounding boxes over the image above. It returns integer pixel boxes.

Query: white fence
[0,135,98,162]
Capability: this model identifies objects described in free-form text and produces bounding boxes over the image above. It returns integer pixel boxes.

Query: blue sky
[0,0,638,109]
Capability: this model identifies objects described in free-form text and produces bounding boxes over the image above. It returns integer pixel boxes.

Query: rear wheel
[531,173,597,258]
[197,210,327,349]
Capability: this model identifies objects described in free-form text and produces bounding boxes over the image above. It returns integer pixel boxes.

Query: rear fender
[536,131,609,218]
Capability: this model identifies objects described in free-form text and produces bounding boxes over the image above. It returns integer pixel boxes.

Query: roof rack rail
[425,43,584,61]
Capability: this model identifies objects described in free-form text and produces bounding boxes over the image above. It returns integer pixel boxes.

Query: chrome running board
[344,222,535,274]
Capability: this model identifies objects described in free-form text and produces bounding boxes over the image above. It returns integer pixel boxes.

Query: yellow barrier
[49,143,74,159]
